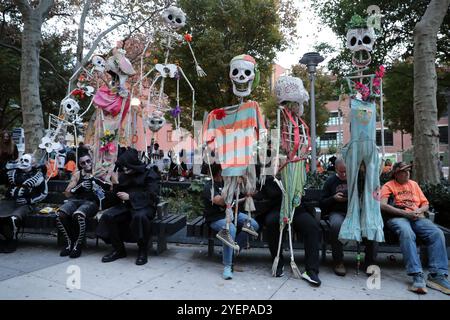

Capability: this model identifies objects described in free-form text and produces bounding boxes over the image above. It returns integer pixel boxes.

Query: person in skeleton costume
[203,54,265,251]
[0,154,47,253]
[97,148,160,265]
[56,150,111,258]
[339,15,384,246]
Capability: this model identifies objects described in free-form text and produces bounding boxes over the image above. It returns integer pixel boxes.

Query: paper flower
[184,33,192,42]
[283,217,289,224]
[171,105,181,118]
[39,136,60,153]
[375,65,385,79]
[71,89,85,100]
[212,108,226,120]
[99,142,116,154]
[355,82,370,101]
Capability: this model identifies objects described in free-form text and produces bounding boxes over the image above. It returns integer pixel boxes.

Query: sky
[274,0,341,71]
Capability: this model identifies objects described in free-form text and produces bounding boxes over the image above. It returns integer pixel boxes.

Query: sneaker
[216,229,240,251]
[333,262,346,277]
[241,221,258,237]
[301,270,321,287]
[223,265,233,280]
[276,264,285,277]
[409,273,427,294]
[426,274,450,295]
[59,244,72,257]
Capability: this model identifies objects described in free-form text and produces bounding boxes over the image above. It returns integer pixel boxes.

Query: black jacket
[320,174,348,215]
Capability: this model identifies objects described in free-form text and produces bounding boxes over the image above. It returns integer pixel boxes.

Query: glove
[17,187,27,197]
[16,198,28,205]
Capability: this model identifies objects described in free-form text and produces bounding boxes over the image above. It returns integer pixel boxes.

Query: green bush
[420,181,450,229]
[161,180,205,221]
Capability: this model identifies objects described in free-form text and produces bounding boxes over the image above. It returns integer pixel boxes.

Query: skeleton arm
[185,40,206,77]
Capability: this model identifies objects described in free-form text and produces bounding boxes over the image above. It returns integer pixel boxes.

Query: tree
[12,0,55,153]
[413,0,450,184]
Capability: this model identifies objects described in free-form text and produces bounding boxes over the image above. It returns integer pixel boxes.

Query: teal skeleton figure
[339,14,385,273]
[272,76,310,278]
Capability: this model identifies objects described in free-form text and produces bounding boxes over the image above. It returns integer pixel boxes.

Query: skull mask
[161,6,186,30]
[346,27,376,67]
[229,55,257,98]
[18,154,33,171]
[146,111,166,132]
[275,76,309,117]
[62,98,80,116]
[91,55,106,72]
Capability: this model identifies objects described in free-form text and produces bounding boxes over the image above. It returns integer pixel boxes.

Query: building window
[318,132,343,149]
[167,130,172,142]
[376,129,393,146]
[325,111,342,126]
[439,126,448,144]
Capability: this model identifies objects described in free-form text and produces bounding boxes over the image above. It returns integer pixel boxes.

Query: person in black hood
[97,147,160,265]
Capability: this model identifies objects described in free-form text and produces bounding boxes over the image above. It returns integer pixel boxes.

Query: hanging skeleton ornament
[161,6,186,30]
[146,110,166,132]
[91,55,106,73]
[346,15,376,68]
[62,98,80,117]
[275,76,309,117]
[18,154,33,171]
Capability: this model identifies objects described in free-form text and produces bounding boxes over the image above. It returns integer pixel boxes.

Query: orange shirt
[46,159,58,178]
[381,179,429,212]
[65,160,76,172]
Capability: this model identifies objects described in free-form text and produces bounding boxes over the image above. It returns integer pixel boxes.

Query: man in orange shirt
[380,162,449,295]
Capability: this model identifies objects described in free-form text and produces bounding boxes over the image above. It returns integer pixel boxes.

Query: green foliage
[305,171,329,190]
[420,181,450,228]
[161,180,206,221]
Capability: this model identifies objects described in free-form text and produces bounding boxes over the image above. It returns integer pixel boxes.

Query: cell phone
[342,190,348,197]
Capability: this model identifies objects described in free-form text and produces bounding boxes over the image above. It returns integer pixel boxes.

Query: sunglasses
[80,159,92,166]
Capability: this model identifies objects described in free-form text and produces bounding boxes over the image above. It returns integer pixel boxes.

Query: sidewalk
[0,234,449,300]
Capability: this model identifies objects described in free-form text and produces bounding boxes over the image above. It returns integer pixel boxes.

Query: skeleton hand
[81,180,93,190]
[196,64,207,77]
[17,187,27,197]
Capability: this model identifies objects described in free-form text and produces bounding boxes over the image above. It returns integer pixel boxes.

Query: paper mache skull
[62,98,80,116]
[275,76,309,117]
[346,15,376,68]
[161,6,186,30]
[229,54,258,98]
[18,154,34,171]
[106,48,136,90]
[91,55,106,72]
[146,110,166,132]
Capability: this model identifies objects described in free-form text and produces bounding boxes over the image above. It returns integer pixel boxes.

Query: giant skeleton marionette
[0,154,47,253]
[131,5,205,163]
[203,54,266,250]
[271,76,311,278]
[338,15,385,265]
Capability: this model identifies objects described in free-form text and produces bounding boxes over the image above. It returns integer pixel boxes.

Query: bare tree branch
[37,0,55,19]
[0,41,67,84]
[76,0,92,65]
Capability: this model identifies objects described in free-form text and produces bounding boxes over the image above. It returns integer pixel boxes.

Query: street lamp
[300,52,324,173]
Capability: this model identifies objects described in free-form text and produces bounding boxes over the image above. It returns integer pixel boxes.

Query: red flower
[212,108,226,120]
[283,217,289,224]
[184,33,192,42]
[71,89,85,99]
[375,65,385,78]
[99,142,116,154]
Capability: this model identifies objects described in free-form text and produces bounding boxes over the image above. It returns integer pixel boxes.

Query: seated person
[320,158,378,276]
[0,154,47,253]
[97,148,160,266]
[64,152,77,179]
[56,150,112,258]
[203,163,259,280]
[380,161,449,295]
[256,175,322,286]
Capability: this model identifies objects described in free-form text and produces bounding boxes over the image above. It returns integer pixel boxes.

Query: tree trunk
[413,0,450,184]
[20,18,45,153]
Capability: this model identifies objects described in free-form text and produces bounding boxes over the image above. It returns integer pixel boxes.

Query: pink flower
[373,77,381,87]
[375,65,385,78]
[99,142,116,154]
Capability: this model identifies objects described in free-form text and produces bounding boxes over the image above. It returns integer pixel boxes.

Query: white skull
[91,55,106,72]
[146,111,166,132]
[18,154,33,171]
[346,27,376,67]
[275,76,309,116]
[162,6,186,30]
[62,98,80,116]
[229,59,255,97]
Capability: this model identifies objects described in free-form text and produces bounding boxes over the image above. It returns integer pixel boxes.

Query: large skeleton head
[146,111,166,132]
[91,55,106,72]
[62,98,80,116]
[162,6,186,30]
[346,27,376,67]
[275,76,309,117]
[229,55,258,97]
[18,154,33,171]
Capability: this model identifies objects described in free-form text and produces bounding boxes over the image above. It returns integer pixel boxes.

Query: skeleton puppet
[339,15,384,244]
[203,54,265,250]
[271,76,310,278]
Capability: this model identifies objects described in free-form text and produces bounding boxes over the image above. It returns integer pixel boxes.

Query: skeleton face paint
[62,98,80,116]
[229,58,256,97]
[275,76,309,116]
[146,111,166,132]
[91,55,106,72]
[346,27,376,67]
[79,155,92,173]
[18,154,33,171]
[161,6,186,30]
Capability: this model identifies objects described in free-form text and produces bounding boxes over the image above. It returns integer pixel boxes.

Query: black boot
[59,243,72,257]
[2,239,17,253]
[136,242,148,265]
[102,246,127,263]
[70,243,82,258]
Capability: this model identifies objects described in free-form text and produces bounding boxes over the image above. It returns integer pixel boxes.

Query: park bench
[186,188,450,260]
[21,180,186,255]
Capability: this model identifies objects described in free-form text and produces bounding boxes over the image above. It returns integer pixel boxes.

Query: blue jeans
[209,212,259,266]
[387,217,448,276]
